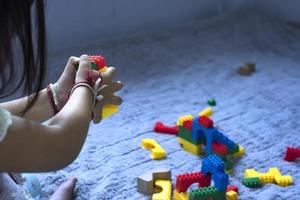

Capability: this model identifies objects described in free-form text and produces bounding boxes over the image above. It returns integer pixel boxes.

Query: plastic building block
[212,142,228,156]
[177,137,203,156]
[152,180,172,200]
[137,168,171,195]
[175,172,211,193]
[238,63,256,76]
[189,186,226,200]
[242,177,262,188]
[201,155,229,192]
[75,54,119,119]
[198,107,213,118]
[226,185,238,193]
[275,175,293,187]
[141,139,166,160]
[226,190,237,200]
[207,98,217,106]
[244,167,293,186]
[191,119,236,155]
[178,126,202,145]
[102,105,119,119]
[173,190,188,200]
[198,116,214,128]
[177,115,193,126]
[284,146,300,162]
[182,120,193,131]
[154,122,178,135]
[232,145,245,158]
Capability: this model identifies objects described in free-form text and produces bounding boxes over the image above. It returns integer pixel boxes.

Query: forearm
[0,88,53,123]
[0,87,94,172]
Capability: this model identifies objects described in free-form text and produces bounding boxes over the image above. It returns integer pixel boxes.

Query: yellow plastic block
[177,137,203,156]
[226,190,238,200]
[173,190,188,200]
[99,66,119,119]
[102,104,119,119]
[198,107,213,118]
[152,180,171,200]
[177,115,193,126]
[233,145,245,158]
[275,176,293,187]
[244,167,293,186]
[141,139,167,160]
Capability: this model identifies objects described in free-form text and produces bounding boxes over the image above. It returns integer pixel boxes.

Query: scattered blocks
[284,146,300,162]
[152,180,172,200]
[242,177,262,188]
[226,185,238,193]
[175,172,211,193]
[177,137,203,156]
[173,190,188,200]
[189,186,226,200]
[232,145,245,158]
[226,190,238,200]
[243,167,293,188]
[201,155,229,192]
[238,63,256,76]
[141,139,166,160]
[198,107,213,118]
[207,98,217,106]
[177,115,194,126]
[137,168,171,195]
[154,122,178,135]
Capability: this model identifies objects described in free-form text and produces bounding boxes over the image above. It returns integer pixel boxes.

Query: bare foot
[49,177,77,200]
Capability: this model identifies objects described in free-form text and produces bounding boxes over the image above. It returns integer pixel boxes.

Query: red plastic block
[284,146,300,162]
[175,172,211,193]
[154,122,178,135]
[89,55,106,69]
[226,185,238,193]
[183,120,193,131]
[212,142,228,155]
[198,116,214,128]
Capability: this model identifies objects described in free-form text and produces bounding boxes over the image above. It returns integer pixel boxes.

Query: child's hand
[54,55,100,110]
[93,67,123,123]
[54,56,79,109]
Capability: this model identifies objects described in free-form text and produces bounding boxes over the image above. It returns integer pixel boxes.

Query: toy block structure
[154,122,178,135]
[152,180,172,200]
[284,146,300,162]
[173,155,237,200]
[141,139,166,160]
[242,167,293,188]
[137,168,171,195]
[75,55,118,119]
[175,172,211,193]
[176,108,244,172]
[201,155,229,192]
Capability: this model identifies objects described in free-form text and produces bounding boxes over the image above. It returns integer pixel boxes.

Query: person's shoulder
[0,107,12,142]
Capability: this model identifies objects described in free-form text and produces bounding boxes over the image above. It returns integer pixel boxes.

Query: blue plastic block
[201,155,228,192]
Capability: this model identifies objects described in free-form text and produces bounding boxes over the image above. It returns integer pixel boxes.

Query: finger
[93,102,103,124]
[78,54,91,72]
[101,67,117,84]
[111,81,123,93]
[109,95,123,105]
[97,85,113,97]
[64,56,80,74]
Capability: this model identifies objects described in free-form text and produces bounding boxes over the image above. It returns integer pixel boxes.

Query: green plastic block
[207,99,216,106]
[74,62,99,71]
[189,186,226,200]
[228,144,239,154]
[178,126,202,145]
[242,177,262,188]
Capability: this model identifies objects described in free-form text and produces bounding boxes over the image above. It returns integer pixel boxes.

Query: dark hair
[0,0,46,116]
